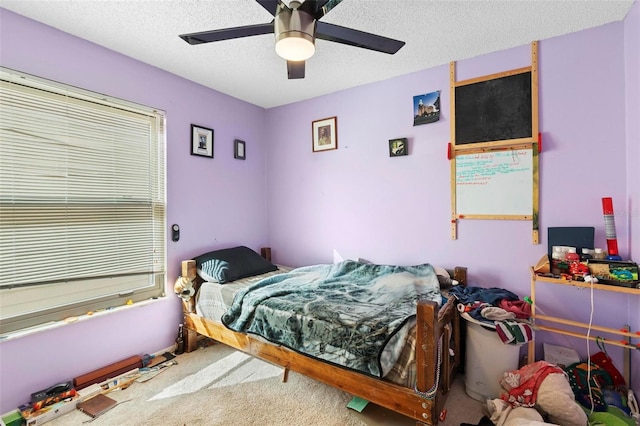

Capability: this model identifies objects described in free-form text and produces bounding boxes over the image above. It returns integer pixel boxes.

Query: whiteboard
[455,149,533,217]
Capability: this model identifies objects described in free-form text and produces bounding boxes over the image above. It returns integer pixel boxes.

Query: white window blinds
[0,68,166,334]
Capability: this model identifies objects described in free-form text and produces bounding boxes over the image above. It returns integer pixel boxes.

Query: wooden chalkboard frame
[449,42,539,243]
[450,42,539,151]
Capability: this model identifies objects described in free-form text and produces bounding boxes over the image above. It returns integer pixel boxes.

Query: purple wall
[266,27,630,271]
[264,6,639,404]
[624,0,640,399]
[0,8,269,412]
[1,3,638,414]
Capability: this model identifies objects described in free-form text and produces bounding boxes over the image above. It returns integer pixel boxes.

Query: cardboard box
[76,384,103,403]
[543,343,581,368]
[589,260,640,288]
[1,409,24,426]
[533,254,550,274]
[22,398,77,426]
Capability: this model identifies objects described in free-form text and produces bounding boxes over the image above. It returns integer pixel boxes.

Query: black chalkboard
[455,71,532,145]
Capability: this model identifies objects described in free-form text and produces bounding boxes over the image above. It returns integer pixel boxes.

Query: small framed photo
[191,124,214,158]
[389,138,408,157]
[312,116,338,152]
[234,139,246,160]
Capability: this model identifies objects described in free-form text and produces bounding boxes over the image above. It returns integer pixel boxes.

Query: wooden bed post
[416,300,438,424]
[180,259,200,353]
[416,301,437,393]
[452,267,468,374]
[184,321,199,353]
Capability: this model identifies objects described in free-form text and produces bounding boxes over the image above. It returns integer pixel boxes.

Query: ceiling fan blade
[316,21,405,54]
[299,0,344,19]
[255,0,288,16]
[287,61,305,79]
[179,23,274,45]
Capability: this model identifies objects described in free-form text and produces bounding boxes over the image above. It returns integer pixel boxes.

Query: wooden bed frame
[178,258,467,425]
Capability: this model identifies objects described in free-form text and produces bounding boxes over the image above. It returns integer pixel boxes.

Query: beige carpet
[46,341,487,425]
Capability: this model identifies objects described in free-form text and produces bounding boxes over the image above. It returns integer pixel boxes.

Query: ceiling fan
[179,0,405,79]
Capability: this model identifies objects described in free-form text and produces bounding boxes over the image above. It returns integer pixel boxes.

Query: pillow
[332,249,345,263]
[194,246,278,284]
[333,249,373,265]
[433,266,459,287]
[536,372,588,426]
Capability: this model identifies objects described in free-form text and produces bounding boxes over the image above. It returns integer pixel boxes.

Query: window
[0,67,166,335]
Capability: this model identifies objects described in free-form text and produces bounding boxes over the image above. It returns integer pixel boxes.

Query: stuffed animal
[174,276,195,301]
[433,266,459,287]
[496,361,588,426]
[535,372,588,426]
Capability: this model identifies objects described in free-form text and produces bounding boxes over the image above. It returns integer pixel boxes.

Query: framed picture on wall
[389,138,408,157]
[312,116,338,152]
[191,124,214,158]
[234,139,246,160]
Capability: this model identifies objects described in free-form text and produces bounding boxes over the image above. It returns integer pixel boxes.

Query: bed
[176,246,468,425]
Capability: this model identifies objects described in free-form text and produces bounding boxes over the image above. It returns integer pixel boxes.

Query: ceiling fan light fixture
[274,1,316,61]
[275,33,315,61]
[179,0,405,80]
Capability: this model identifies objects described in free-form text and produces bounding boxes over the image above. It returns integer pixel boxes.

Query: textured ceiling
[1,0,634,108]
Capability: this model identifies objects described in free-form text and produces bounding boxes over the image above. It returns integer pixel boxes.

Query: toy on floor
[491,361,588,426]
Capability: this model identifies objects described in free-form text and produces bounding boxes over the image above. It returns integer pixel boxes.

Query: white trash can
[463,313,521,402]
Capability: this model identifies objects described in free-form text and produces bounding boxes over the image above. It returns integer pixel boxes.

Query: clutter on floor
[450,284,638,426]
[76,393,118,419]
[460,414,495,426]
[485,356,639,426]
[8,348,185,425]
[492,360,587,426]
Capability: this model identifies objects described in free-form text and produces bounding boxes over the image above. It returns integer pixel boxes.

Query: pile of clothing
[562,350,638,425]
[461,360,584,426]
[488,361,587,425]
[483,359,638,426]
[449,286,533,345]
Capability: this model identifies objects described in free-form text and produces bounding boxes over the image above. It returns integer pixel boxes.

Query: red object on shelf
[602,197,619,257]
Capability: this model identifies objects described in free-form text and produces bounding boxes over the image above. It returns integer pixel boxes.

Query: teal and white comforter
[222,260,442,378]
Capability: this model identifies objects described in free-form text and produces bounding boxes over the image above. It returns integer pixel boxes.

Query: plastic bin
[463,313,520,402]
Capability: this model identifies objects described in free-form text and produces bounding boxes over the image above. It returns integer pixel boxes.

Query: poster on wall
[413,91,440,126]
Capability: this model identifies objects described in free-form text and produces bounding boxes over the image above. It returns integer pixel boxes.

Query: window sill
[0,296,167,341]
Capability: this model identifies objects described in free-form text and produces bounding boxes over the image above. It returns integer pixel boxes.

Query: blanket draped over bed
[221,260,442,378]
